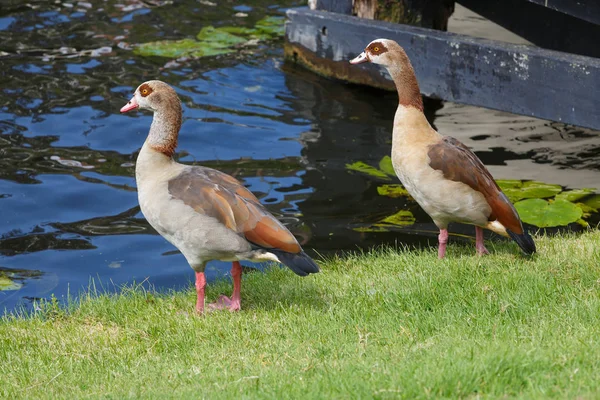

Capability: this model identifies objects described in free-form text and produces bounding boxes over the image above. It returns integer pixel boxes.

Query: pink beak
[349,51,369,64]
[120,96,139,113]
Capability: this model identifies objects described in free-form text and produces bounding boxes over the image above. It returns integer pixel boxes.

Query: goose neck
[385,57,423,112]
[147,105,181,158]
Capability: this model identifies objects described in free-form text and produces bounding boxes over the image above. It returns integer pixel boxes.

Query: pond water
[1,0,599,314]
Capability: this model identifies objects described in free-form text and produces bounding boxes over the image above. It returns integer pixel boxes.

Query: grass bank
[2,231,600,399]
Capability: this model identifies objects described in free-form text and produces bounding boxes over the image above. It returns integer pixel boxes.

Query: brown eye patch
[367,42,388,55]
[139,83,153,97]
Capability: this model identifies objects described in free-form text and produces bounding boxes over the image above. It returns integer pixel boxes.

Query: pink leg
[438,229,448,259]
[195,271,206,314]
[208,261,242,312]
[475,226,489,255]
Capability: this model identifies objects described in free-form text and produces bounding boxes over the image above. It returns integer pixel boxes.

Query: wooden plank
[458,0,600,59]
[309,0,353,14]
[524,0,600,25]
[285,7,600,130]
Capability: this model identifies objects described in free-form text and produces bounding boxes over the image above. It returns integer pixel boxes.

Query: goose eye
[141,88,148,95]
[373,46,380,52]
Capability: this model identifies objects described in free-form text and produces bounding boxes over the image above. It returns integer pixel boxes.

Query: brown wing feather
[168,167,301,253]
[202,169,259,203]
[428,137,524,234]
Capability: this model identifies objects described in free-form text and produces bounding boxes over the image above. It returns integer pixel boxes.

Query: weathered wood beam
[458,0,600,59]
[285,7,600,130]
[524,0,600,26]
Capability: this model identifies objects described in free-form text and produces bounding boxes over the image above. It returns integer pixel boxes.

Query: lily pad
[501,181,562,203]
[346,162,391,180]
[555,188,596,203]
[196,26,247,46]
[582,194,600,211]
[254,16,285,38]
[134,38,235,58]
[377,184,410,198]
[135,18,285,59]
[379,156,396,176]
[577,202,597,215]
[380,210,416,226]
[219,26,257,36]
[496,179,523,190]
[514,198,583,227]
[212,17,285,41]
[0,274,22,291]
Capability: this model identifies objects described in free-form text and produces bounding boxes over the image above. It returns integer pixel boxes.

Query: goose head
[120,80,179,114]
[350,38,422,110]
[120,80,182,158]
[349,39,404,67]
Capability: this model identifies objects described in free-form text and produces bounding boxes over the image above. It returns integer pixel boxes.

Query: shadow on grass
[441,234,538,260]
[208,264,328,313]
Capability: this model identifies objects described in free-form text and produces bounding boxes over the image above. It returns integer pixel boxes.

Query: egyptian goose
[120,80,319,313]
[350,39,536,258]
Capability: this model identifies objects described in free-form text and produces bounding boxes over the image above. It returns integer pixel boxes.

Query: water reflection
[0,227,95,256]
[1,0,599,314]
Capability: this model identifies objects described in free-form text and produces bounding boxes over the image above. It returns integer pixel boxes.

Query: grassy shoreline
[2,231,600,399]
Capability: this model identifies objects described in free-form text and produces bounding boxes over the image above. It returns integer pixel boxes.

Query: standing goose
[350,39,535,258]
[120,80,319,313]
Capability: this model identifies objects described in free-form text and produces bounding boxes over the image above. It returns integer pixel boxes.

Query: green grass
[2,231,600,399]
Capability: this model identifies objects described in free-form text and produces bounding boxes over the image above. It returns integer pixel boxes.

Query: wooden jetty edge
[523,0,600,26]
[285,5,600,130]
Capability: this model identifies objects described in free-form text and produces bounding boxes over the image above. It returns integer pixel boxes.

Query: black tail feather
[507,229,536,255]
[269,249,320,276]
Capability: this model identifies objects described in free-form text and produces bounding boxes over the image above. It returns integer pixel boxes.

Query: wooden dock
[286,1,600,130]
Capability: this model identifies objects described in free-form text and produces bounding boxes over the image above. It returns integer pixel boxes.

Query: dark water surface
[1,1,599,313]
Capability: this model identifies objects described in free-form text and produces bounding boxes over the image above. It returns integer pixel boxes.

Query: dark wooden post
[309,0,455,29]
[353,0,454,30]
[290,0,455,89]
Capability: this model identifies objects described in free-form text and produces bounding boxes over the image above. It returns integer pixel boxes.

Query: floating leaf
[213,17,284,41]
[134,38,234,58]
[218,26,257,36]
[514,199,583,228]
[555,188,596,203]
[196,26,247,46]
[254,16,285,38]
[0,274,22,291]
[346,162,390,180]
[379,156,396,176]
[135,19,284,59]
[577,202,596,216]
[377,184,410,198]
[502,181,562,203]
[380,210,416,226]
[500,189,524,203]
[496,179,523,190]
[582,194,600,211]
[134,38,197,58]
[522,181,562,195]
